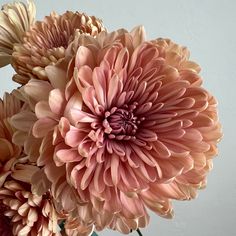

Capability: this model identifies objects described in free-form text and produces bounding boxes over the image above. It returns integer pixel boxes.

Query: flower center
[108,108,138,135]
[103,103,145,140]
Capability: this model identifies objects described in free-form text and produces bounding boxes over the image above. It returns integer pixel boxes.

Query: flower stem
[136,228,143,236]
[92,232,98,236]
[59,220,65,230]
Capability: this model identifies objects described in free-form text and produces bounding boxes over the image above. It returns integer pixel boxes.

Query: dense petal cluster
[0,0,36,67]
[0,179,61,236]
[12,10,106,84]
[11,26,222,234]
[0,92,64,236]
[0,1,222,235]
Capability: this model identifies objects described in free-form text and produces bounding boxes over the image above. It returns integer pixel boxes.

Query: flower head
[0,178,61,236]
[12,10,106,84]
[12,26,222,234]
[0,0,36,67]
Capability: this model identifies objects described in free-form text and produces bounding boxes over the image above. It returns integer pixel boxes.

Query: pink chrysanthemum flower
[12,10,106,84]
[0,178,62,236]
[12,26,222,234]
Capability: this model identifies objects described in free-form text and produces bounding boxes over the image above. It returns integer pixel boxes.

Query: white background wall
[0,0,235,235]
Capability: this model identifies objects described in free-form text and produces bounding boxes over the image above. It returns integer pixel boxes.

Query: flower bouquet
[0,1,222,235]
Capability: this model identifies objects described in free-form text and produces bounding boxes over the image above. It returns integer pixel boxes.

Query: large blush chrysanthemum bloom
[12,26,222,234]
[0,0,36,67]
[12,10,106,84]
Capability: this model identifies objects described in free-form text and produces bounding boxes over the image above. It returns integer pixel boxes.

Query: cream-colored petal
[0,0,36,67]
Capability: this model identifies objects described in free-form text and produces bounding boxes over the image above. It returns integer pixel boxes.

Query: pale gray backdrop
[0,0,235,235]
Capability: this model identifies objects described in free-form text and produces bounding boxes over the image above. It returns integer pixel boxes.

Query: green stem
[59,220,65,230]
[92,232,98,236]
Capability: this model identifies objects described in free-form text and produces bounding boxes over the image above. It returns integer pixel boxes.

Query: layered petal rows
[0,0,36,67]
[12,10,106,84]
[10,27,222,234]
[0,1,222,235]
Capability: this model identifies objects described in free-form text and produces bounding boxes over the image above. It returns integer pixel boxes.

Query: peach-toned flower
[0,92,61,235]
[0,177,61,236]
[12,10,106,84]
[0,156,63,236]
[0,92,22,187]
[152,38,201,73]
[0,0,36,67]
[11,26,222,234]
